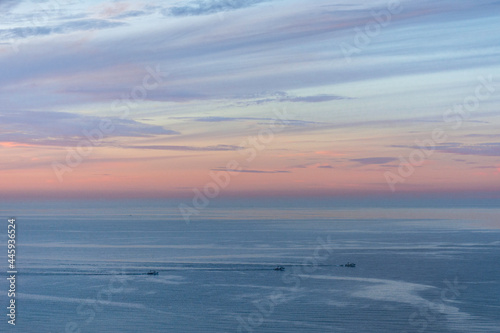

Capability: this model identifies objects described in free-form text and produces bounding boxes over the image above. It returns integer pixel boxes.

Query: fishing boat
[274,265,285,271]
[147,270,159,275]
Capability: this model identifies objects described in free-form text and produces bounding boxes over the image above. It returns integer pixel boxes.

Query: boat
[273,265,285,271]
[147,270,159,275]
[344,262,356,268]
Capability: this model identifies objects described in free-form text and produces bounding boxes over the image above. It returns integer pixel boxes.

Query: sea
[0,198,499,332]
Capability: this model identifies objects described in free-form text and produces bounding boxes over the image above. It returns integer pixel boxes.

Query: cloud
[122,144,242,151]
[2,0,499,108]
[158,91,349,105]
[290,163,334,169]
[0,110,178,147]
[6,0,496,112]
[394,142,500,157]
[434,142,500,157]
[112,10,148,20]
[471,166,498,169]
[172,116,319,127]
[286,95,349,103]
[187,116,245,122]
[0,0,18,11]
[212,168,290,173]
[0,154,190,171]
[465,134,500,139]
[236,93,350,107]
[351,157,398,165]
[111,5,160,20]
[0,0,499,197]
[0,19,127,40]
[167,0,271,16]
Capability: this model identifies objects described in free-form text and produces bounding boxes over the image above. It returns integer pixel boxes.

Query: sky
[1,0,500,199]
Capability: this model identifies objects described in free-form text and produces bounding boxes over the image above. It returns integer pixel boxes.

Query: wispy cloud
[471,166,499,169]
[212,168,290,173]
[434,143,500,157]
[0,0,18,11]
[172,116,319,126]
[112,10,148,20]
[122,144,242,151]
[166,0,272,16]
[290,163,335,169]
[393,142,500,157]
[0,154,190,171]
[465,134,500,139]
[0,111,178,147]
[158,92,349,105]
[1,0,499,195]
[111,5,160,20]
[236,93,350,107]
[287,95,349,103]
[351,157,398,165]
[0,19,127,40]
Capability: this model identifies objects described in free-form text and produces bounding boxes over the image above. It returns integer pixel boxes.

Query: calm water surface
[1,200,499,332]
